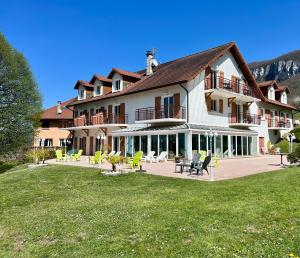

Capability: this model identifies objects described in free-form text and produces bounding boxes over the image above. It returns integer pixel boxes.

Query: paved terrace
[46,155,288,181]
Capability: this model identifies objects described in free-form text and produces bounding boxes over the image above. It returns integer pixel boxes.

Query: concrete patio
[46,154,289,181]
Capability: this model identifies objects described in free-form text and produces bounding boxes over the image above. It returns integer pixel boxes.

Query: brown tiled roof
[90,74,112,84]
[74,80,94,89]
[41,98,76,120]
[258,80,279,89]
[68,42,265,107]
[108,68,142,79]
[277,85,290,94]
[263,98,296,110]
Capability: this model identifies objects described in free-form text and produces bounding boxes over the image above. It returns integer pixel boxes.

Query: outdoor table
[276,153,289,166]
[175,163,192,173]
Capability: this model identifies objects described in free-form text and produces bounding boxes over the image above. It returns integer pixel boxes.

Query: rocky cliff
[249,50,300,106]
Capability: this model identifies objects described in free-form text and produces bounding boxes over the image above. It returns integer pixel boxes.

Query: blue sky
[1,0,300,108]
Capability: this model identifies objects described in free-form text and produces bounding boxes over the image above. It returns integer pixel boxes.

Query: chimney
[57,101,62,115]
[146,50,153,75]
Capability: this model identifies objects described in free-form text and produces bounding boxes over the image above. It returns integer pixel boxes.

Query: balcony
[205,76,260,102]
[64,113,128,129]
[267,119,291,129]
[228,113,261,127]
[135,105,187,124]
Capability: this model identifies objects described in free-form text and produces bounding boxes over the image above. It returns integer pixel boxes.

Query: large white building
[65,42,297,159]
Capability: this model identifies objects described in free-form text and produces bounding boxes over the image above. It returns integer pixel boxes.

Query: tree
[0,33,41,157]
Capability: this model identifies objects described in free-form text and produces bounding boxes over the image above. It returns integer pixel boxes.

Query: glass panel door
[192,134,199,152]
[242,136,248,156]
[168,134,176,158]
[163,96,174,118]
[141,136,148,154]
[222,135,228,158]
[237,136,242,155]
[178,133,186,158]
[159,135,167,154]
[151,135,158,155]
[231,136,236,157]
[134,136,140,153]
[127,136,134,157]
[200,135,207,152]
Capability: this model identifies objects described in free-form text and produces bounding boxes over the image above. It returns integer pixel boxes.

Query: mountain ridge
[248,49,300,107]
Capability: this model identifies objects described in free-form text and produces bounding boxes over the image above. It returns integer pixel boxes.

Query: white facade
[70,50,294,159]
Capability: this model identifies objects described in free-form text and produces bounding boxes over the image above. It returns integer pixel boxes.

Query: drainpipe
[179,83,189,124]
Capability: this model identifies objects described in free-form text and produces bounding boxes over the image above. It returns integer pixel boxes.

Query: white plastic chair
[108,151,116,157]
[144,151,156,163]
[157,151,168,162]
[114,151,121,157]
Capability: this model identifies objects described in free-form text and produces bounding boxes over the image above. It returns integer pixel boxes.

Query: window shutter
[89,136,94,155]
[74,137,78,150]
[231,75,237,92]
[173,93,180,118]
[120,103,125,123]
[155,96,161,119]
[205,67,212,89]
[231,102,237,123]
[243,103,248,114]
[219,71,224,88]
[219,99,223,113]
[206,96,211,112]
[108,105,112,123]
[257,108,261,116]
[108,136,112,151]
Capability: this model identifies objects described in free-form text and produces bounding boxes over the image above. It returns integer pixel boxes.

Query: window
[163,96,174,118]
[260,108,264,117]
[211,100,217,112]
[94,85,102,96]
[281,91,287,104]
[268,86,275,100]
[39,138,53,147]
[114,80,121,92]
[114,105,120,115]
[78,88,85,100]
[60,139,67,147]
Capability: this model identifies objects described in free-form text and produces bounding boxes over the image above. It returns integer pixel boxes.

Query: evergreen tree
[0,33,41,156]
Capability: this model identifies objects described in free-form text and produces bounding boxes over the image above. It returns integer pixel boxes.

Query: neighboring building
[34,98,75,147]
[256,81,296,152]
[65,42,297,158]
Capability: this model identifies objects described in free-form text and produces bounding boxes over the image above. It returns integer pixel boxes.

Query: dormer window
[94,85,102,96]
[281,91,287,104]
[114,80,121,92]
[78,88,85,100]
[268,86,275,100]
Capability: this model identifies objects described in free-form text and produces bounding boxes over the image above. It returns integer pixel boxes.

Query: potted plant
[107,156,120,172]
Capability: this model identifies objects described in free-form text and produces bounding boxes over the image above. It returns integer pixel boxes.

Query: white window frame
[94,84,102,96]
[210,99,218,112]
[78,88,86,100]
[113,80,121,92]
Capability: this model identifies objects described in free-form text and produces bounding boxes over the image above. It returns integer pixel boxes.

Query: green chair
[128,151,143,169]
[199,150,207,162]
[89,151,101,164]
[55,150,65,162]
[71,149,83,161]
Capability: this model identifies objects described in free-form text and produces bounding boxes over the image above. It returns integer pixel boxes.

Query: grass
[1,165,300,257]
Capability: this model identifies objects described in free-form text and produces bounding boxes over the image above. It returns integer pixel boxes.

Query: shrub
[287,146,300,164]
[291,127,300,143]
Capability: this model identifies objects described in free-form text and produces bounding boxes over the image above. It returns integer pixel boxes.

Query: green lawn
[1,165,300,257]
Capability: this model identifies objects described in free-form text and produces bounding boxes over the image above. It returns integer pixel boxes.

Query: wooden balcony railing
[205,76,254,97]
[135,105,187,121]
[228,113,261,125]
[267,119,291,128]
[71,113,128,127]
